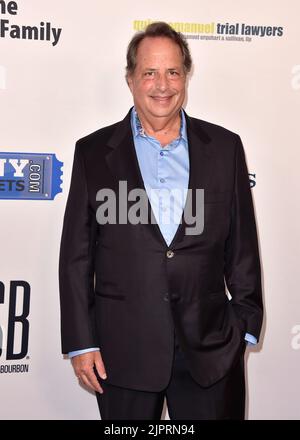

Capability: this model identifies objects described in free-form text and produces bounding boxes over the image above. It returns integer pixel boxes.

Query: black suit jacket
[59,108,263,391]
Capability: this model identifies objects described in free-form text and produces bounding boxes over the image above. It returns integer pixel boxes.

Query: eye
[144,71,155,77]
[168,70,179,76]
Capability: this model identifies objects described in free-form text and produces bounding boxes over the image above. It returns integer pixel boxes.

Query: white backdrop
[0,0,299,420]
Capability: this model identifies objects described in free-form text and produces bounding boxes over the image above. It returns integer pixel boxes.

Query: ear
[126,73,134,93]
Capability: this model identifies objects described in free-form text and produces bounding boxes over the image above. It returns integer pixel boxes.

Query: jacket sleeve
[224,135,264,341]
[59,141,98,354]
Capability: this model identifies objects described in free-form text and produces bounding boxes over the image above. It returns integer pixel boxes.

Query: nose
[155,73,168,92]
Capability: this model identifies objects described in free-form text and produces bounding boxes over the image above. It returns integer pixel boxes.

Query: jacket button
[163,293,169,301]
[166,250,174,259]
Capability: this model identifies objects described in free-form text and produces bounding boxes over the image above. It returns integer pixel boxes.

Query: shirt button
[160,178,165,183]
[160,151,164,156]
[166,250,174,259]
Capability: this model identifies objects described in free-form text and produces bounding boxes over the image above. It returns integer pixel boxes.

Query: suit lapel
[105,108,213,248]
[105,110,143,192]
[169,112,213,247]
[105,109,168,247]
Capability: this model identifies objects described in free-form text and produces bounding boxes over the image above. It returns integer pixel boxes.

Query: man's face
[127,37,187,121]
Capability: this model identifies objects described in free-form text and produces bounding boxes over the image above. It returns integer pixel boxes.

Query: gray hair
[126,21,192,79]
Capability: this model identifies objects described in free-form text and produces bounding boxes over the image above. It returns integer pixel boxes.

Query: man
[59,22,263,420]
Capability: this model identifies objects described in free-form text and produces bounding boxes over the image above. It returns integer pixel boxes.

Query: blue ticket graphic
[0,152,63,200]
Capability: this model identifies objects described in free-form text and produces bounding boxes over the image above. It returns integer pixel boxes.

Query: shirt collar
[131,107,188,144]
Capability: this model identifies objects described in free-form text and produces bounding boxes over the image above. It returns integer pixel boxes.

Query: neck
[136,109,181,138]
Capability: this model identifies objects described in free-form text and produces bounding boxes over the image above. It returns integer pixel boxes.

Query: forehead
[135,36,183,66]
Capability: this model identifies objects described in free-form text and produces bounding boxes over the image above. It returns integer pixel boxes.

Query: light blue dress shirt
[131,107,189,246]
[68,108,256,358]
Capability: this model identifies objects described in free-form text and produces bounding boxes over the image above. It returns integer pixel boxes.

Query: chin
[148,105,179,118]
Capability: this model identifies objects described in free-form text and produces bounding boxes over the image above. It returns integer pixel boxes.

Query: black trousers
[96,334,245,420]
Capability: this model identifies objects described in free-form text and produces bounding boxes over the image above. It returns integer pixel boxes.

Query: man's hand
[71,351,107,394]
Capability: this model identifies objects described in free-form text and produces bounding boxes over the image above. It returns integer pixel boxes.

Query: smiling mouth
[151,96,173,101]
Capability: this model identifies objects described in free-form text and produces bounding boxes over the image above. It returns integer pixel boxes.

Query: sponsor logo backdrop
[0,0,299,419]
